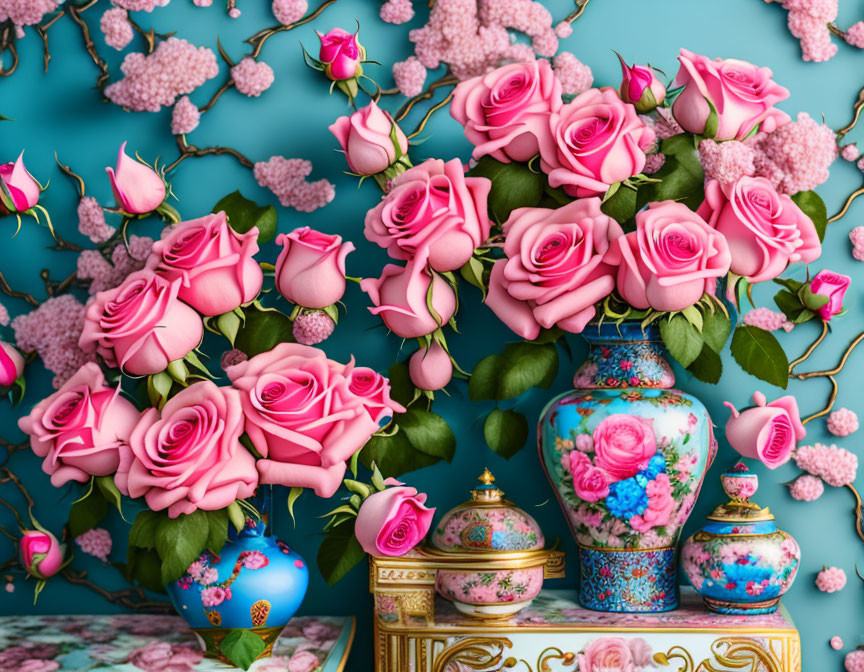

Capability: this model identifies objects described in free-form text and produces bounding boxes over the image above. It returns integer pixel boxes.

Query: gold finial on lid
[471,468,502,503]
[478,468,495,485]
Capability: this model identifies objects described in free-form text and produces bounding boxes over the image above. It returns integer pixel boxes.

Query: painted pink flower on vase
[354,485,436,556]
[809,270,850,321]
[106,142,166,215]
[274,227,354,309]
[568,451,610,502]
[239,550,269,570]
[630,473,675,532]
[0,152,41,214]
[724,391,805,469]
[592,414,658,481]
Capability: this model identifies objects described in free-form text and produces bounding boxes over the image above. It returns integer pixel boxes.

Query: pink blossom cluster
[698,139,756,186]
[788,474,824,501]
[220,348,247,369]
[112,0,171,11]
[170,96,200,135]
[0,302,8,327]
[231,58,275,98]
[253,156,335,212]
[643,153,665,175]
[100,7,134,51]
[841,144,860,161]
[782,0,838,61]
[75,527,112,563]
[847,650,864,672]
[193,0,213,5]
[77,197,115,244]
[850,226,864,261]
[392,56,427,97]
[11,295,95,389]
[794,442,858,487]
[827,408,859,436]
[77,235,154,295]
[380,0,414,24]
[292,311,335,345]
[831,636,845,650]
[555,21,573,38]
[0,0,58,38]
[481,0,558,56]
[552,52,593,95]
[743,307,794,332]
[272,0,307,25]
[815,566,847,593]
[105,38,219,112]
[127,641,202,672]
[846,21,864,47]
[648,107,683,140]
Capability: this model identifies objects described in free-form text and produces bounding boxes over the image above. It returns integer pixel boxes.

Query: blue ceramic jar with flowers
[538,321,716,612]
[165,488,309,663]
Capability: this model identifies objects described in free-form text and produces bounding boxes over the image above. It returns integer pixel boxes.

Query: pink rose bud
[106,141,167,215]
[0,152,41,214]
[354,485,435,556]
[724,391,805,469]
[0,341,24,387]
[317,27,363,81]
[408,341,452,391]
[809,270,850,321]
[329,100,408,176]
[147,211,263,316]
[275,227,354,309]
[361,261,457,339]
[617,53,666,113]
[19,530,64,579]
[349,366,405,424]
[17,363,140,487]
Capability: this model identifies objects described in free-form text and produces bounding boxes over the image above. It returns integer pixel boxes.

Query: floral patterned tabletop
[0,614,354,672]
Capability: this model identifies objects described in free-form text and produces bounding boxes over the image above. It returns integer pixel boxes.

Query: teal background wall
[0,0,862,669]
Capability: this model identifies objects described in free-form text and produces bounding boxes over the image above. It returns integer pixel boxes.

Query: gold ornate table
[370,565,800,672]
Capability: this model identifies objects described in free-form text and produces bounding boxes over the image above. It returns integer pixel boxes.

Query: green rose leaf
[774,289,815,324]
[685,344,723,384]
[791,190,828,242]
[600,184,637,224]
[467,156,545,224]
[398,407,456,462]
[639,134,704,210]
[468,353,502,402]
[220,628,266,671]
[155,510,211,584]
[798,283,830,311]
[496,342,559,400]
[122,547,165,594]
[68,489,108,539]
[213,190,278,244]
[701,309,731,353]
[95,476,125,519]
[360,429,439,478]
[483,408,529,459]
[234,306,294,358]
[227,501,245,533]
[387,361,414,407]
[317,520,366,586]
[129,510,164,550]
[730,325,789,389]
[204,509,229,554]
[459,256,489,298]
[659,313,703,368]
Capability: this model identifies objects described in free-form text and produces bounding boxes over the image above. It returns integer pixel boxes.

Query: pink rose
[239,550,269,569]
[128,641,203,672]
[329,100,408,176]
[361,261,457,338]
[627,638,654,667]
[354,485,436,556]
[20,530,64,579]
[540,87,655,197]
[810,270,850,321]
[200,585,229,607]
[348,367,405,424]
[226,343,379,497]
[618,55,665,113]
[630,473,675,532]
[578,637,635,672]
[569,451,610,502]
[0,152,40,213]
[274,227,354,309]
[609,201,731,312]
[106,142,167,215]
[146,211,263,317]
[364,158,491,272]
[115,381,258,517]
[724,391,805,469]
[0,341,24,386]
[485,198,622,340]
[288,651,320,672]
[79,270,203,376]
[672,49,790,141]
[15,661,60,672]
[317,27,362,81]
[697,177,821,283]
[18,363,139,487]
[408,341,452,391]
[592,414,657,481]
[450,59,562,163]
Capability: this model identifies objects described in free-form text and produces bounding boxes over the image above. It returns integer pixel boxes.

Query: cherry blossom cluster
[272,0,308,25]
[743,307,795,333]
[815,566,847,593]
[230,58,275,98]
[552,52,594,96]
[848,650,864,672]
[0,0,58,38]
[253,156,335,212]
[788,474,824,501]
[850,226,864,261]
[100,7,134,51]
[114,0,171,11]
[380,0,413,24]
[77,197,115,244]
[74,528,112,563]
[170,96,201,135]
[794,443,858,487]
[826,408,859,437]
[292,311,335,345]
[76,235,153,295]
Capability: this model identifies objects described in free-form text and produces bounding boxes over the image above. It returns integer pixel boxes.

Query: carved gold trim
[656,636,796,672]
[431,637,513,672]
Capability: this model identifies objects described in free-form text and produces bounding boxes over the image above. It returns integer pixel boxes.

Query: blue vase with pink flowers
[538,321,717,613]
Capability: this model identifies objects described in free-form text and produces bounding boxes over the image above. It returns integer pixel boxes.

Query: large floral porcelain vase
[538,322,716,612]
[165,489,309,663]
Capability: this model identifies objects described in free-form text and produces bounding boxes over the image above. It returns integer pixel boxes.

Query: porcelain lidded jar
[681,463,801,614]
[430,469,548,619]
[538,321,716,613]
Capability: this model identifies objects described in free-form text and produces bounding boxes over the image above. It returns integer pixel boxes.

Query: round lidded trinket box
[681,463,801,615]
[428,469,552,619]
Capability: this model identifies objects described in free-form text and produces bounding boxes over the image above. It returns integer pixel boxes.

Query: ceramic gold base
[451,599,533,620]
[703,596,780,615]
[193,625,284,663]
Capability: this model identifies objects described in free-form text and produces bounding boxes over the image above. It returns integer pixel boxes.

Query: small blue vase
[165,488,309,662]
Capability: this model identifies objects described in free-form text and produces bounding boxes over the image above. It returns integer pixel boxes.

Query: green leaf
[468,354,502,401]
[681,305,703,331]
[467,156,545,224]
[774,289,815,324]
[213,190,278,244]
[387,361,414,407]
[67,490,108,539]
[220,629,266,670]
[483,409,529,459]
[286,488,303,526]
[227,501,245,533]
[702,98,719,138]
[147,371,174,409]
[799,283,830,311]
[791,190,828,242]
[234,306,294,358]
[459,256,488,298]
[360,430,439,478]
[600,184,637,224]
[640,134,704,210]
[317,520,366,586]
[730,325,789,389]
[155,511,211,584]
[398,407,456,462]
[701,309,731,353]
[129,510,164,550]
[204,509,229,554]
[216,311,243,346]
[123,547,165,593]
[496,342,559,400]
[95,476,125,519]
[686,344,723,384]
[659,314,703,368]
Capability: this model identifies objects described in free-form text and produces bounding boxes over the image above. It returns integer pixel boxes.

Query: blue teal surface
[0,1,862,669]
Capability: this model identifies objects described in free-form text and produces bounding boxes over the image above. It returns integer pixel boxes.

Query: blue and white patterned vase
[538,321,717,613]
[164,488,309,663]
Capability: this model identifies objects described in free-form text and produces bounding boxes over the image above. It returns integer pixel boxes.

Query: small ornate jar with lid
[681,463,801,614]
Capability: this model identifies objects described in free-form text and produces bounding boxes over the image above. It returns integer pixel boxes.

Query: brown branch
[199,80,235,114]
[847,484,864,545]
[0,270,39,307]
[68,3,110,91]
[0,468,34,513]
[788,320,828,374]
[165,135,254,173]
[0,24,19,78]
[128,17,175,54]
[36,26,50,72]
[41,270,77,298]
[246,0,340,59]
[795,330,864,379]
[62,569,174,613]
[395,74,459,122]
[408,91,454,139]
[829,185,864,223]
[564,0,591,23]
[801,375,838,425]
[837,86,864,137]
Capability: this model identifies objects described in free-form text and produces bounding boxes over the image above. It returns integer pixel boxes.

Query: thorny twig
[165,135,254,173]
[395,74,459,122]
[0,271,39,307]
[829,185,864,223]
[408,92,454,139]
[128,17,175,54]
[246,0,340,59]
[67,0,110,91]
[62,569,173,613]
[564,0,592,23]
